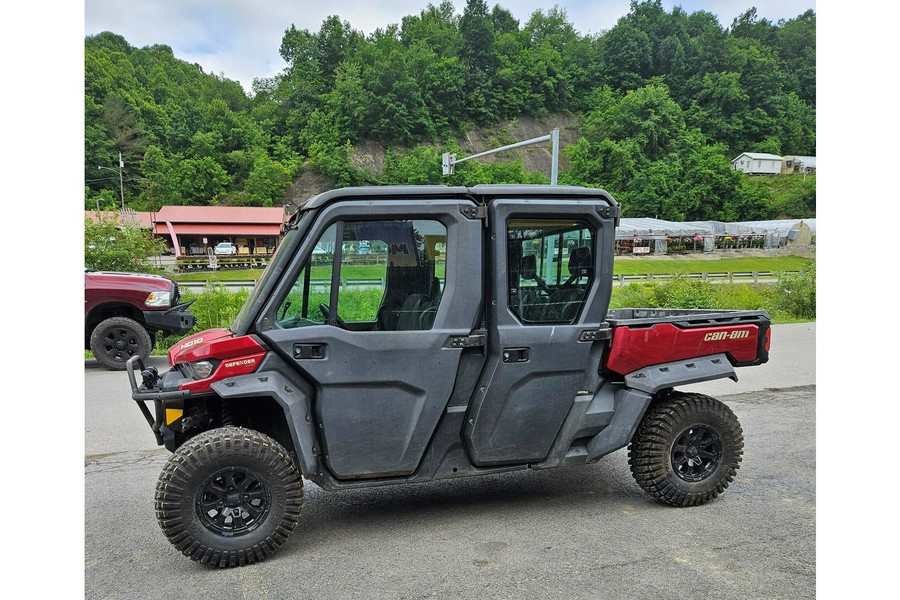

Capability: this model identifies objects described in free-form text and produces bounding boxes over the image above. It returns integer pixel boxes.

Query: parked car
[214,242,236,255]
[85,268,196,370]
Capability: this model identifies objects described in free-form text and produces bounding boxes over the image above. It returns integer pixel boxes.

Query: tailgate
[603,309,771,375]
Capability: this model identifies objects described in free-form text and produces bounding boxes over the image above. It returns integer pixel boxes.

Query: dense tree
[458,0,502,123]
[84,215,165,273]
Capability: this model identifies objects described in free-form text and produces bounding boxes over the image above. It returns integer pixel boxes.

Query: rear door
[256,198,483,480]
[464,197,616,466]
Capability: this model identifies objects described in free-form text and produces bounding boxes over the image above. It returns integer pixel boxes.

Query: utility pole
[118,152,125,211]
[98,152,126,211]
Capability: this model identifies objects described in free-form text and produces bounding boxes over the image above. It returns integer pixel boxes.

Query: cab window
[276,219,447,331]
[507,219,594,324]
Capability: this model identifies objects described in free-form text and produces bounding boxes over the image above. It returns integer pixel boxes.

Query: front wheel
[628,392,743,507]
[155,427,304,567]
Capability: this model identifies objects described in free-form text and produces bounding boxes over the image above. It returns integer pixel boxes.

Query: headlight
[185,359,218,380]
[145,290,173,307]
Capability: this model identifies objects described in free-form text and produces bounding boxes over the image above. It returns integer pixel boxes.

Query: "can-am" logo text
[704,330,750,341]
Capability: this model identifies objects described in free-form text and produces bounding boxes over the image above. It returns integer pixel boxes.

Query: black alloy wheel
[89,316,152,371]
[197,467,273,537]
[671,425,723,483]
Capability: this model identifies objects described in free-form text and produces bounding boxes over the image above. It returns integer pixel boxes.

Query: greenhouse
[615,218,816,255]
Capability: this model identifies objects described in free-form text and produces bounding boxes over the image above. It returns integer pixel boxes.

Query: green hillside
[85,0,815,222]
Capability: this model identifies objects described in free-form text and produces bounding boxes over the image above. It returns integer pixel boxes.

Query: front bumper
[126,355,190,447]
[143,299,197,336]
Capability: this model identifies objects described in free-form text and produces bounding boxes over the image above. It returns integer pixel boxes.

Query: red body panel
[605,322,761,375]
[167,328,265,364]
[167,328,267,394]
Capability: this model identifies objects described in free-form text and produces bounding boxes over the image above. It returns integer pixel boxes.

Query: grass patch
[611,255,811,275]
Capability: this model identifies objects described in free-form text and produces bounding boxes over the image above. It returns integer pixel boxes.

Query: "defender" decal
[223,358,257,369]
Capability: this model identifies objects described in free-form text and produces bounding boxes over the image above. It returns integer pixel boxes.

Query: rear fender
[622,353,737,395]
[583,355,736,461]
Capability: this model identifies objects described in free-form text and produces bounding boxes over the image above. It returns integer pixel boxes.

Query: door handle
[502,347,529,363]
[293,343,326,359]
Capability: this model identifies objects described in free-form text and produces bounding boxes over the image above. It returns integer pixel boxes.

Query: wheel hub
[114,338,128,350]
[672,425,723,482]
[196,467,272,537]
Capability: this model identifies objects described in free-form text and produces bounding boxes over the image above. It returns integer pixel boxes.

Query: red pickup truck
[85,269,195,370]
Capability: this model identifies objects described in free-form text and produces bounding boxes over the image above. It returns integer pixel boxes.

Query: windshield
[230,227,300,333]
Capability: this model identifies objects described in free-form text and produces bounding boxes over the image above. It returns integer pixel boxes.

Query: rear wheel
[628,392,743,507]
[89,316,152,370]
[155,427,303,568]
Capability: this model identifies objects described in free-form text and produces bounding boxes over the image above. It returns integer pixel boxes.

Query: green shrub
[772,260,816,320]
[609,283,655,308]
[609,277,810,323]
[155,281,249,352]
[650,276,720,309]
[714,283,774,311]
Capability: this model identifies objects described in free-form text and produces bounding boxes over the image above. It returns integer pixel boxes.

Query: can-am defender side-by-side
[127,185,770,567]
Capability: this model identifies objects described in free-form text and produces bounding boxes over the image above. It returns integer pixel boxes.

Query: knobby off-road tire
[155,427,304,568]
[89,316,152,371]
[628,392,743,507]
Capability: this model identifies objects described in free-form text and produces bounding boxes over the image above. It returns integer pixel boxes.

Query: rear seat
[517,255,549,321]
[543,246,593,322]
[396,294,432,330]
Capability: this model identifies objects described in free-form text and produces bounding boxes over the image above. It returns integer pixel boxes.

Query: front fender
[210,370,320,478]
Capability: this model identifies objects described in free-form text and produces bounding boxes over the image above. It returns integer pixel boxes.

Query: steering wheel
[319,303,348,329]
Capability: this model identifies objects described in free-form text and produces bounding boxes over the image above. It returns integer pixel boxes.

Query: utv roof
[298,184,618,213]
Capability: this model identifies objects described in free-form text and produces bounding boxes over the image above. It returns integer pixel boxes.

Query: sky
[83,0,818,94]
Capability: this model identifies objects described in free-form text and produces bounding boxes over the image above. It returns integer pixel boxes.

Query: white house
[731,152,784,175]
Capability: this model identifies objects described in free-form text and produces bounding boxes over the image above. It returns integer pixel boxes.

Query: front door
[464,198,615,466]
[257,198,483,480]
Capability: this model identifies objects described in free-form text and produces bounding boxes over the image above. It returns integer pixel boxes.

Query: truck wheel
[628,392,743,507]
[89,316,152,371]
[155,427,304,568]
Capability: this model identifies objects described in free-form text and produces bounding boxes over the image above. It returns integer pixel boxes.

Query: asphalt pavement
[83,322,817,600]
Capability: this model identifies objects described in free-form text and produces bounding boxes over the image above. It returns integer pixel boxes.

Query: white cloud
[84,1,817,93]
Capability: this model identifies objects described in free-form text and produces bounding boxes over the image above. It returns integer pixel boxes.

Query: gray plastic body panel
[623,353,737,394]
[585,388,652,460]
